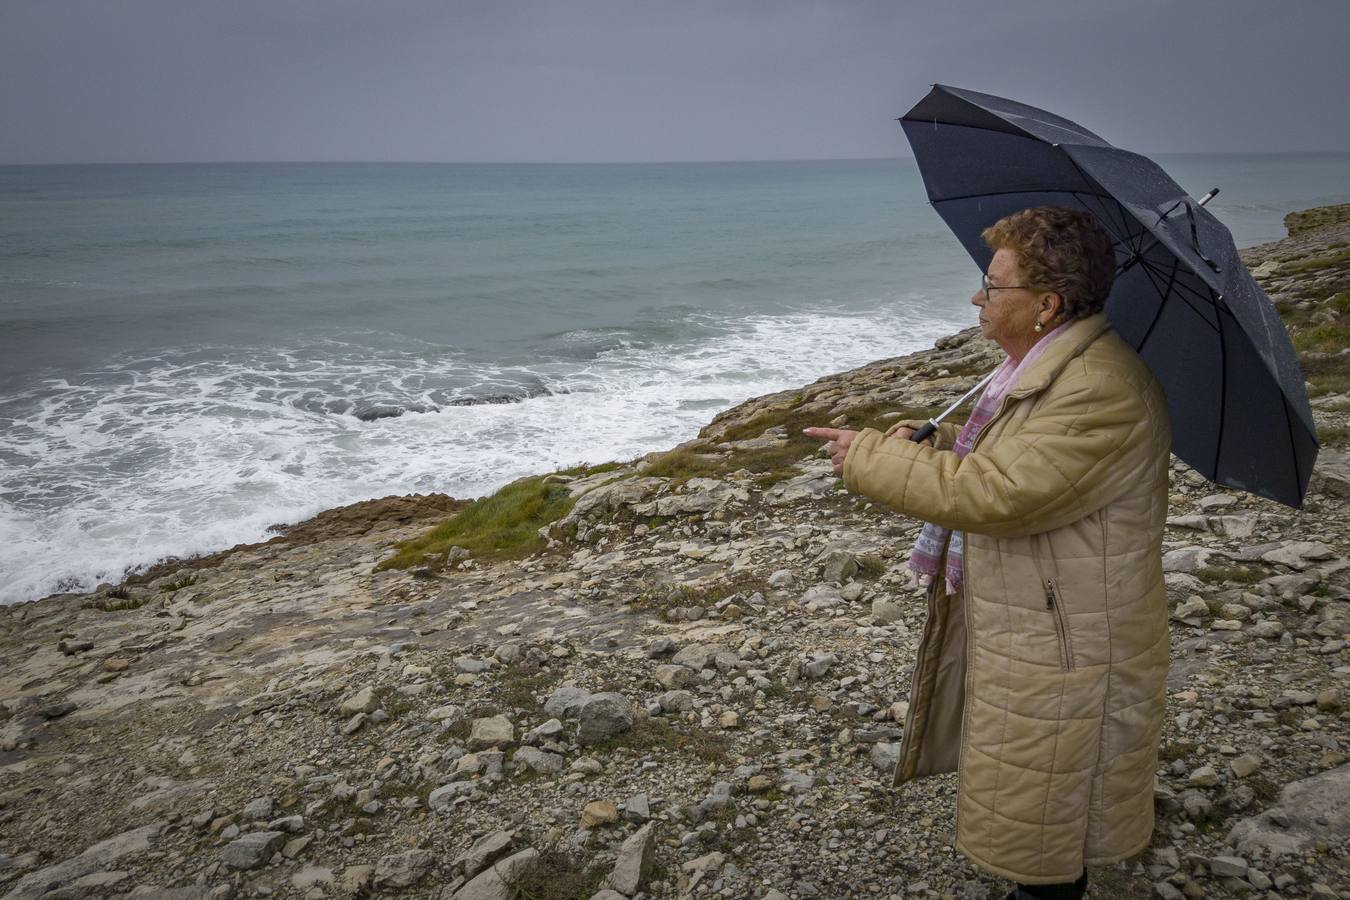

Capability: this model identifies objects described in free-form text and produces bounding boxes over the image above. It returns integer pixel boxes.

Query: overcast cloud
[2,0,1347,164]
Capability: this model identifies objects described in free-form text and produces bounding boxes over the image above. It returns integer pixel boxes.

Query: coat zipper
[1045,578,1075,671]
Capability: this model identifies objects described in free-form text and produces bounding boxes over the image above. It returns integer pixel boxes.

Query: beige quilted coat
[842,313,1172,884]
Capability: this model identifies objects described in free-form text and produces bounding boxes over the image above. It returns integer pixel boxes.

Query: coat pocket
[1043,578,1076,671]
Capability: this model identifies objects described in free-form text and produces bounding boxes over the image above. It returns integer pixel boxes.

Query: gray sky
[2,0,1347,164]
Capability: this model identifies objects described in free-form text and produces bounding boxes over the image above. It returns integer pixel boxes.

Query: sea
[3,154,1349,604]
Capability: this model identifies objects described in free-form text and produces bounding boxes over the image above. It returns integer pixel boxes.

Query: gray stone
[454,656,491,673]
[870,742,900,773]
[1247,620,1285,639]
[624,793,651,823]
[266,815,304,833]
[451,848,540,900]
[428,704,464,723]
[1208,855,1248,878]
[0,825,160,900]
[543,686,592,718]
[657,690,695,713]
[647,637,676,658]
[375,849,436,888]
[654,665,693,690]
[1171,595,1210,624]
[222,831,286,870]
[512,746,565,775]
[428,782,477,810]
[453,829,515,879]
[603,822,656,895]
[1313,447,1350,497]
[1229,755,1261,778]
[1262,541,1335,569]
[241,796,273,821]
[468,715,514,749]
[522,718,564,744]
[1162,546,1220,574]
[672,643,720,671]
[578,692,634,745]
[1227,762,1350,857]
[780,771,816,793]
[1188,765,1219,787]
[337,686,378,716]
[802,653,836,679]
[821,550,859,583]
[871,598,904,624]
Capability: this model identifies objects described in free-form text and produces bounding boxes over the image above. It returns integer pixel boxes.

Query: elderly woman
[805,207,1172,899]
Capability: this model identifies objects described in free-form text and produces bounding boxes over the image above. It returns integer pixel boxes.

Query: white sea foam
[0,303,965,604]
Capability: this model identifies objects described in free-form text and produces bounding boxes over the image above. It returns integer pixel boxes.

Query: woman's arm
[843,372,1167,538]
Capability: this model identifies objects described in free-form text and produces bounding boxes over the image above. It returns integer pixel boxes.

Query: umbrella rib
[1085,194,1138,251]
[932,188,1113,204]
[1129,258,1181,352]
[1212,300,1230,480]
[1282,394,1304,506]
[1136,258,1220,334]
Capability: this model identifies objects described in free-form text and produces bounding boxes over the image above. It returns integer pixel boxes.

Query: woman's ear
[1041,291,1065,320]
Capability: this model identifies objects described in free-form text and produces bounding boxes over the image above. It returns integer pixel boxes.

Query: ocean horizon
[3,153,1350,604]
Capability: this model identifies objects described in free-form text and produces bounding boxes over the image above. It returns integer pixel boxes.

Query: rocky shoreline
[2,207,1347,900]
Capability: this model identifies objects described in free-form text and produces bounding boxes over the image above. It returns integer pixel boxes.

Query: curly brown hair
[981,207,1116,320]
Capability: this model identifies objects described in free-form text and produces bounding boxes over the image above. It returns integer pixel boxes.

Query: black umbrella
[899,83,1318,508]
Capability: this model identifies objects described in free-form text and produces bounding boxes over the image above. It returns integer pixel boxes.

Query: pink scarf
[907,321,1074,594]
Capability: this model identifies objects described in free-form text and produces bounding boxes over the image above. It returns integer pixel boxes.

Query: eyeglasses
[980,273,1037,304]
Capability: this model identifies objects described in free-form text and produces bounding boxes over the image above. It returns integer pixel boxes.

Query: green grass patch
[627,571,766,617]
[1088,865,1152,900]
[514,843,609,900]
[590,716,731,763]
[1194,566,1265,585]
[1293,322,1350,354]
[490,667,561,710]
[158,572,199,593]
[376,474,575,571]
[1319,424,1350,447]
[1301,352,1350,397]
[1283,248,1350,273]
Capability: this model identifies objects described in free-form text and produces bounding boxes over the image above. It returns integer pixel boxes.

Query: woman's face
[971,247,1047,358]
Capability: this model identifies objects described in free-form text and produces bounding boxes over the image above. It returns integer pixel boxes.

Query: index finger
[801,427,842,441]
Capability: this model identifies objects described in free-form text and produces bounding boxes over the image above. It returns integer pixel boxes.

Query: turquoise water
[2,155,1348,603]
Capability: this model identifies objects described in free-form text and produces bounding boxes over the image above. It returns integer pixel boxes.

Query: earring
[1033,321,1043,333]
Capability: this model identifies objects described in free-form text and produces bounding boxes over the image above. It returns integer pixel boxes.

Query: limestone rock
[374,849,436,888]
[543,686,592,718]
[603,822,656,895]
[453,829,515,879]
[578,693,633,745]
[1227,763,1350,857]
[468,715,514,749]
[451,848,540,900]
[337,686,378,716]
[222,831,286,870]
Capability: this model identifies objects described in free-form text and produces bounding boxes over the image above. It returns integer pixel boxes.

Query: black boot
[1003,869,1088,900]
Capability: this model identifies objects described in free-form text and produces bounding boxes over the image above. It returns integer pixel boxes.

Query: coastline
[1,206,1346,898]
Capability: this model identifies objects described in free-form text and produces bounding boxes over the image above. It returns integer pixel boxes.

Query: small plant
[1194,566,1264,585]
[159,572,199,593]
[377,474,576,571]
[513,841,609,900]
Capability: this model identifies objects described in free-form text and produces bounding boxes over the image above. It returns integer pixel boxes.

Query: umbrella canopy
[900,84,1318,508]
